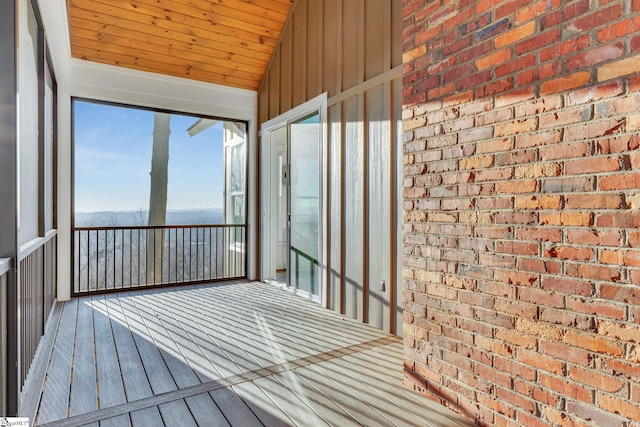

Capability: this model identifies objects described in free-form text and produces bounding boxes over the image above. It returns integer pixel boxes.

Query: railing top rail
[74,223,246,231]
[0,257,11,276]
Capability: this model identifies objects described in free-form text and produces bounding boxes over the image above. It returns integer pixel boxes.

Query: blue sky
[74,100,225,213]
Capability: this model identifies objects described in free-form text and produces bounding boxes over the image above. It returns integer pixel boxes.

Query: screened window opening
[72,99,247,294]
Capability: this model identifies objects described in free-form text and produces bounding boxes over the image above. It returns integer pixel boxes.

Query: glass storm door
[288,112,321,297]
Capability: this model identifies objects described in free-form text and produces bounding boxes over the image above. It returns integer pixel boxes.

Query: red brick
[514,129,561,149]
[517,412,554,427]
[542,341,592,366]
[565,330,623,356]
[495,54,535,78]
[515,381,559,407]
[540,72,591,95]
[540,307,592,330]
[539,372,592,402]
[539,142,590,161]
[573,4,623,32]
[599,55,640,82]
[564,119,623,141]
[599,395,640,422]
[540,35,591,63]
[566,80,625,106]
[496,387,535,413]
[565,194,623,210]
[515,0,552,23]
[515,28,561,56]
[566,401,626,427]
[515,195,561,210]
[515,227,561,242]
[518,287,565,308]
[597,15,640,42]
[541,276,593,296]
[566,43,624,71]
[597,212,640,228]
[539,107,591,128]
[567,297,626,319]
[495,149,536,166]
[540,0,589,30]
[600,173,640,191]
[539,211,593,226]
[495,180,537,194]
[601,285,640,304]
[568,229,622,247]
[476,49,511,70]
[495,21,536,48]
[566,263,621,282]
[569,367,625,393]
[603,357,640,378]
[546,246,592,261]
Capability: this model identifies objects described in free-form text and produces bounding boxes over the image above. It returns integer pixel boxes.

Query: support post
[0,0,19,416]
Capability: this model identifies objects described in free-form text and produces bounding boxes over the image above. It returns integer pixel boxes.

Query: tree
[147,112,171,283]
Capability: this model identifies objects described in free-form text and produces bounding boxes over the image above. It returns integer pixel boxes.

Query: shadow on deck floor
[20,280,475,427]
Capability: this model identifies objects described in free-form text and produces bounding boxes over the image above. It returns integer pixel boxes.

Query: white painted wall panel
[18,1,40,246]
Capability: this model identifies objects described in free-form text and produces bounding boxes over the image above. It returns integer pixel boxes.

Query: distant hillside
[75,208,224,226]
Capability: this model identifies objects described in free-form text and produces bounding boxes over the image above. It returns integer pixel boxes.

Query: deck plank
[292,366,392,427]
[184,393,231,427]
[97,413,130,427]
[157,400,198,426]
[68,299,98,417]
[209,387,263,427]
[146,289,234,381]
[33,282,475,427]
[231,381,294,427]
[36,299,78,424]
[117,295,179,395]
[268,370,361,427]
[134,293,201,389]
[129,408,164,427]
[252,374,330,426]
[333,351,473,427]
[92,296,127,410]
[308,360,427,426]
[103,295,154,402]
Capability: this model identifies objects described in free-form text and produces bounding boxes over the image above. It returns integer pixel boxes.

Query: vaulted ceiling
[67,0,293,91]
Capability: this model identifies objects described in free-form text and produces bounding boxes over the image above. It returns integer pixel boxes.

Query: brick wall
[402,1,640,426]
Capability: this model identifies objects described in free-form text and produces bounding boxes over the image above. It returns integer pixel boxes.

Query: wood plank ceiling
[68,0,293,90]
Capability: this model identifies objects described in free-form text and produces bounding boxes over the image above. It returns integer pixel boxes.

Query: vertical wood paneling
[328,103,342,312]
[365,0,386,81]
[392,77,403,336]
[257,0,402,333]
[292,0,307,107]
[268,50,280,119]
[280,25,292,113]
[322,0,339,97]
[366,84,391,330]
[391,0,403,68]
[306,0,322,99]
[341,0,359,91]
[342,95,363,320]
[259,78,269,125]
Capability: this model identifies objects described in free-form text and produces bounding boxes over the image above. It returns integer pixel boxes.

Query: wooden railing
[17,232,57,397]
[73,224,246,295]
[0,258,9,416]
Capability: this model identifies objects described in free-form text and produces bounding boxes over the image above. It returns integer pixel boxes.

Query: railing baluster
[137,228,141,287]
[72,223,246,295]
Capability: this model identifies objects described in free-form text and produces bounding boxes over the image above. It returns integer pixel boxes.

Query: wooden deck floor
[22,281,475,427]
